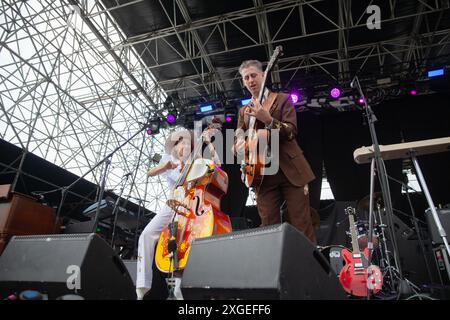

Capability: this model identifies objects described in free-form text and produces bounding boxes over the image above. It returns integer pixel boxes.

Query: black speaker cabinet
[0,233,135,300]
[181,223,346,299]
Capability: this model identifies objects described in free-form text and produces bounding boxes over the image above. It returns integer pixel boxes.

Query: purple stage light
[409,89,417,96]
[225,116,232,123]
[330,87,341,99]
[290,93,299,104]
[166,114,176,123]
[358,97,365,104]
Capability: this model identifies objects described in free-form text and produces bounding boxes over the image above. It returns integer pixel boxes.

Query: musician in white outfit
[136,128,220,300]
[136,129,192,300]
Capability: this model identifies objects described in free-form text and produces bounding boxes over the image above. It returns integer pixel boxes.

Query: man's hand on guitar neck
[244,98,273,126]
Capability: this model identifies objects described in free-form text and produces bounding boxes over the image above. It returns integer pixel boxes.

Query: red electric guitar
[339,206,383,297]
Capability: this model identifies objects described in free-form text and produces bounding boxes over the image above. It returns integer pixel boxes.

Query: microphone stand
[351,76,405,298]
[111,173,131,249]
[92,156,112,235]
[53,124,149,235]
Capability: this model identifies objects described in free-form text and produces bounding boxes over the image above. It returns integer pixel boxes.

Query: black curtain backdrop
[217,124,249,218]
[321,107,403,205]
[297,110,323,210]
[396,93,450,206]
[223,93,450,220]
[220,163,248,218]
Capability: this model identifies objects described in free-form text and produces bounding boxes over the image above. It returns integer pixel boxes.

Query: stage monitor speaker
[0,233,135,300]
[181,223,346,299]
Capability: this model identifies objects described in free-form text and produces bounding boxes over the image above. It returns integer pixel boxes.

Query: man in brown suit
[234,60,317,243]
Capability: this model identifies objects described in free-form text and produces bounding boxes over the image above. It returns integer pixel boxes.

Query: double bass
[155,123,232,273]
[241,46,283,188]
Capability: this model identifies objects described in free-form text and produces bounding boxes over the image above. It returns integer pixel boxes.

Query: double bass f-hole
[192,189,206,217]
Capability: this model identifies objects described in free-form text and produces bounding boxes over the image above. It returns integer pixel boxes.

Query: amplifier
[425,207,450,245]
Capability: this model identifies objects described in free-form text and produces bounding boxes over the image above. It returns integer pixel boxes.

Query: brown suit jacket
[237,92,315,187]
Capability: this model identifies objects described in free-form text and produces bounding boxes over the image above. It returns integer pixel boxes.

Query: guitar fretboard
[346,207,361,256]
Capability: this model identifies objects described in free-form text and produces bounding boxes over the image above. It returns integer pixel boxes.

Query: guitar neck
[248,46,282,131]
[348,211,361,256]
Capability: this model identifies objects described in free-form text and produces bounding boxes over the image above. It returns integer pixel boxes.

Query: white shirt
[262,87,269,103]
[159,153,182,190]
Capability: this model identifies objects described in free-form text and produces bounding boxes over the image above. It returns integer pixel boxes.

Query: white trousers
[136,204,174,289]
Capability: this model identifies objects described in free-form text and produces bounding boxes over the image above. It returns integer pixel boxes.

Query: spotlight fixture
[330,87,341,99]
[146,119,160,135]
[166,113,176,124]
[290,92,300,104]
[224,105,237,123]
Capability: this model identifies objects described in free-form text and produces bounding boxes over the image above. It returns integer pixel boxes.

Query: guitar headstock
[274,45,283,58]
[265,45,283,74]
[206,117,223,130]
[345,206,356,216]
[201,117,222,142]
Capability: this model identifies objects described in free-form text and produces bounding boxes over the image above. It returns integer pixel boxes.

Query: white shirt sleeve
[159,153,181,188]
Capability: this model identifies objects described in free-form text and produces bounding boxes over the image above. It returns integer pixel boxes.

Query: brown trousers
[256,169,317,244]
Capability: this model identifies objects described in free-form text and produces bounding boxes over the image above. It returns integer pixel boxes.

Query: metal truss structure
[0,0,172,214]
[1,0,450,213]
[114,0,450,101]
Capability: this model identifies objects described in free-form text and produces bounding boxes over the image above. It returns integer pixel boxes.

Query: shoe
[136,287,150,300]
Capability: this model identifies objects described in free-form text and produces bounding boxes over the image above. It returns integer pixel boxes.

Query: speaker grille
[194,224,284,243]
[10,233,96,242]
